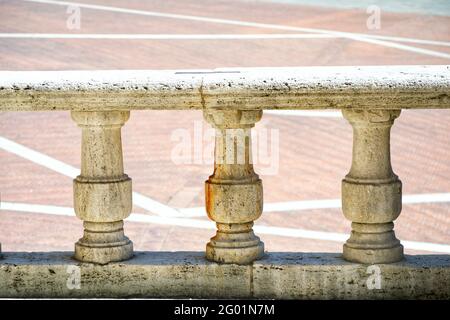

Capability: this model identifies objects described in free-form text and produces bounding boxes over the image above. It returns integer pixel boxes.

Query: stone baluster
[72,111,133,264]
[204,109,264,264]
[342,109,404,264]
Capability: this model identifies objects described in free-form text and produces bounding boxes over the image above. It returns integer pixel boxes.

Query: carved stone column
[342,109,404,264]
[72,111,133,264]
[204,109,264,264]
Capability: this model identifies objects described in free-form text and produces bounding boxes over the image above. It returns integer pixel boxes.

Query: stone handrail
[0,65,449,298]
[0,65,449,111]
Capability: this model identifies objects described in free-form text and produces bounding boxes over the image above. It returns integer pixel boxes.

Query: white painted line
[172,207,206,218]
[0,33,338,40]
[265,193,450,211]
[178,193,450,217]
[2,201,450,253]
[254,225,347,243]
[4,32,450,47]
[0,201,75,216]
[21,0,450,59]
[263,199,341,212]
[264,110,342,117]
[362,34,450,48]
[0,136,79,178]
[401,240,450,253]
[403,193,450,204]
[0,136,181,217]
[128,212,214,229]
[343,35,450,60]
[3,136,450,219]
[132,193,181,218]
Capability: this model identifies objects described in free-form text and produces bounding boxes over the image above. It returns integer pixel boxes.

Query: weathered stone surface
[342,109,404,264]
[0,252,251,298]
[72,111,133,265]
[1,66,449,297]
[0,66,449,111]
[204,110,264,265]
[253,253,450,299]
[0,252,448,299]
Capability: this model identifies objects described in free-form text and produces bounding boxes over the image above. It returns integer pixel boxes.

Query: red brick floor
[0,0,449,255]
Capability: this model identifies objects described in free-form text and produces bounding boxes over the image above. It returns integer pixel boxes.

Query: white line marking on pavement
[2,201,450,253]
[132,193,181,218]
[0,136,79,178]
[342,35,450,60]
[267,193,450,210]
[0,202,75,216]
[0,136,181,217]
[3,32,450,47]
[361,34,450,47]
[2,136,450,218]
[403,193,450,204]
[178,193,450,217]
[264,110,342,117]
[0,33,338,40]
[21,0,450,59]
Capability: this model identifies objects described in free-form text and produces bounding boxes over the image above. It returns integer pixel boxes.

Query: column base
[343,222,404,264]
[343,243,404,264]
[206,223,264,264]
[74,239,133,265]
[206,241,264,265]
[74,221,133,264]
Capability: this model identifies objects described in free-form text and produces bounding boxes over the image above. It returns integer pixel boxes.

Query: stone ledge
[1,66,449,111]
[0,252,449,299]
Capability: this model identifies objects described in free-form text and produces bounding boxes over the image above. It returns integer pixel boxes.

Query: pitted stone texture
[72,111,133,265]
[342,109,403,264]
[204,109,264,265]
[253,253,450,299]
[0,252,449,299]
[0,66,449,111]
[0,252,251,298]
[342,181,401,223]
[204,109,263,128]
[74,177,132,222]
[205,181,263,223]
[75,240,133,266]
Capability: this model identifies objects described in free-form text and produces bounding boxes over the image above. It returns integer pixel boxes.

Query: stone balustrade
[0,65,449,298]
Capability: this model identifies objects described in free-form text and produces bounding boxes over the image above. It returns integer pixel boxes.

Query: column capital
[71,110,130,127]
[203,109,262,129]
[342,109,400,124]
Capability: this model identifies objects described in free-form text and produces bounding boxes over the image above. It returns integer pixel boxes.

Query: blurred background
[0,0,449,255]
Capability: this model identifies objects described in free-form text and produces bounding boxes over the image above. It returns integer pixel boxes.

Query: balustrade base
[206,241,264,265]
[0,252,448,299]
[343,243,404,264]
[74,240,133,265]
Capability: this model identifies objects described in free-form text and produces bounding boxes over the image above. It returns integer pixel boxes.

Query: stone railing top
[0,65,449,111]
